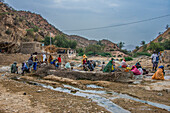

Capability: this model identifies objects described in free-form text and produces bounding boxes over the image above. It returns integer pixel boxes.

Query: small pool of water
[86,84,104,89]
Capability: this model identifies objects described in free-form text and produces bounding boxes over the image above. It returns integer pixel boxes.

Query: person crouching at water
[88,61,94,71]
[33,53,38,71]
[101,62,106,71]
[48,55,53,64]
[152,65,165,80]
[21,63,29,75]
[103,58,115,73]
[121,59,128,68]
[11,62,18,74]
[83,58,87,70]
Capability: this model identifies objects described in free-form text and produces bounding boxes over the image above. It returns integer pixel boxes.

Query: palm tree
[117,42,125,50]
[141,41,145,46]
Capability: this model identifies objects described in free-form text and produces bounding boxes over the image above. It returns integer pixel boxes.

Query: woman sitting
[152,65,165,80]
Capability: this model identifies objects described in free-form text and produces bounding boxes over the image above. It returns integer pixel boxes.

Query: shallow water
[12,78,170,112]
[86,84,104,89]
[42,84,130,113]
[44,84,170,112]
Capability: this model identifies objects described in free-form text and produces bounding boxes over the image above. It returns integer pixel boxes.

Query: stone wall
[46,70,133,82]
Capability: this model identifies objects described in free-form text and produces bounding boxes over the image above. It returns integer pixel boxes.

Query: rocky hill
[0,2,119,53]
[134,28,170,53]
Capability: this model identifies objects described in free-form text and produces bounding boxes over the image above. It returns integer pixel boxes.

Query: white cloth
[151,53,158,63]
[43,54,46,62]
[65,62,71,69]
[121,61,127,66]
[138,68,143,75]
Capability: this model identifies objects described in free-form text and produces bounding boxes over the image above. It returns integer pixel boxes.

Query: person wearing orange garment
[152,65,165,80]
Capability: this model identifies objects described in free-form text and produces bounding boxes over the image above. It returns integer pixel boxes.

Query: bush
[147,42,164,53]
[76,48,84,56]
[110,49,115,51]
[5,29,11,35]
[26,29,34,36]
[124,57,133,61]
[98,52,112,57]
[158,37,163,42]
[33,26,39,32]
[86,51,94,56]
[133,52,151,57]
[160,39,170,50]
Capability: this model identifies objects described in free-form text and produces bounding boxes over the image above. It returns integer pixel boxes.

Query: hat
[158,65,164,69]
[14,61,17,64]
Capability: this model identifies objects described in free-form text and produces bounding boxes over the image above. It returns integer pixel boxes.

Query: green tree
[166,24,169,29]
[43,36,54,46]
[161,39,170,50]
[158,37,163,42]
[54,35,77,49]
[117,42,125,50]
[76,48,84,56]
[85,44,102,55]
[135,46,139,50]
[68,40,77,49]
[141,41,145,46]
[147,42,164,53]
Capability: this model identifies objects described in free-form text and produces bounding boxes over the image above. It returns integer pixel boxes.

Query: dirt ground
[0,77,109,113]
[0,72,169,113]
[0,54,170,113]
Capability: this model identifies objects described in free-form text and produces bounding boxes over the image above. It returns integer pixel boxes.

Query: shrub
[110,49,115,51]
[124,57,133,61]
[76,48,84,56]
[26,29,34,37]
[86,51,94,56]
[98,52,112,57]
[147,42,164,53]
[33,26,39,32]
[133,52,151,57]
[158,37,163,42]
[5,29,11,35]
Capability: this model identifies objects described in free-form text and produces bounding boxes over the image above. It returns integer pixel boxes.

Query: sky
[4,0,170,50]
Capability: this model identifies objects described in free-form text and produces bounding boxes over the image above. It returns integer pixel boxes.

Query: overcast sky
[5,0,170,50]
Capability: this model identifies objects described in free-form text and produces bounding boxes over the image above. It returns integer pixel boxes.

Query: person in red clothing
[57,55,62,68]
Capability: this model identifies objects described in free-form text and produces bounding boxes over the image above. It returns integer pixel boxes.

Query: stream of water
[11,77,170,113]
[39,83,170,112]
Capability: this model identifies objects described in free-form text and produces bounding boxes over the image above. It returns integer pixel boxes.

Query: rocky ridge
[0,2,119,53]
[134,28,170,53]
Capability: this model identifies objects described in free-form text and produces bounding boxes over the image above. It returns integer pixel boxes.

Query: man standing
[151,51,159,72]
[57,55,62,68]
[42,53,46,63]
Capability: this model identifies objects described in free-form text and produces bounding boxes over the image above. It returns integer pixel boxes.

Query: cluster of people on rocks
[101,50,165,80]
[82,55,96,71]
[11,51,166,80]
[11,52,64,75]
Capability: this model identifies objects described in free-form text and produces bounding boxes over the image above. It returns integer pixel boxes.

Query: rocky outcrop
[0,2,120,54]
[134,28,170,53]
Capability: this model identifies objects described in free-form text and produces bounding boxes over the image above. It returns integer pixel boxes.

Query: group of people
[11,53,63,75]
[82,58,96,71]
[11,53,38,75]
[102,58,145,80]
[151,51,165,80]
[48,54,62,68]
